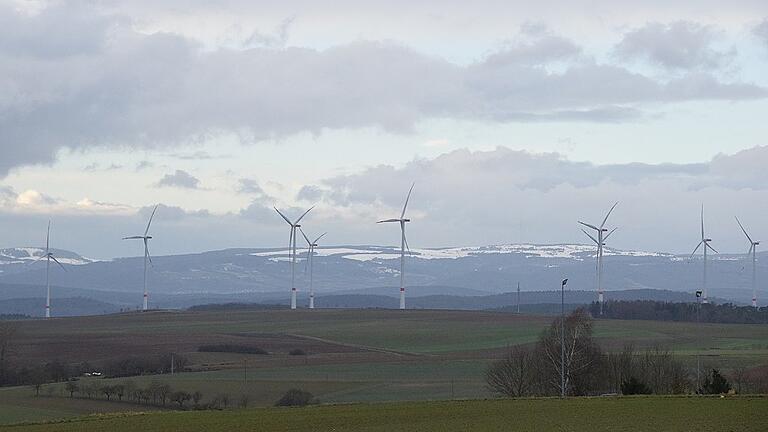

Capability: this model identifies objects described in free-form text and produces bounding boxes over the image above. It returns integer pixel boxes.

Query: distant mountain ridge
[0,244,764,310]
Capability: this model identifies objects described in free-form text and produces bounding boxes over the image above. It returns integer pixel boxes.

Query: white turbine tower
[691,205,717,304]
[300,229,326,309]
[735,216,759,308]
[39,221,66,319]
[274,206,314,310]
[378,183,414,310]
[578,202,618,315]
[123,205,158,311]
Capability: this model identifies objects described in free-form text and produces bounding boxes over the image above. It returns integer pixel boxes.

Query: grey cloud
[155,170,201,189]
[754,19,768,47]
[136,161,154,171]
[300,145,768,254]
[613,21,734,70]
[138,203,210,221]
[244,16,296,48]
[486,24,582,66]
[237,178,273,202]
[296,185,324,202]
[0,5,766,175]
[84,163,123,171]
[0,2,115,58]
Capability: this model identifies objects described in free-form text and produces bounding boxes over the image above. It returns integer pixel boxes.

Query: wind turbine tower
[39,221,66,318]
[300,229,327,309]
[123,205,158,311]
[736,217,759,308]
[691,205,717,304]
[275,206,314,309]
[378,183,415,310]
[579,202,618,315]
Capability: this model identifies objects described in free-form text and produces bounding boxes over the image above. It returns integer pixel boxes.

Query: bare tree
[192,391,203,408]
[485,345,537,397]
[171,391,191,409]
[604,344,636,393]
[65,381,79,398]
[537,309,602,395]
[731,366,748,394]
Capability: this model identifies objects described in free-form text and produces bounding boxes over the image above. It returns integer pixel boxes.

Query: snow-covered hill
[0,247,94,268]
[0,243,761,306]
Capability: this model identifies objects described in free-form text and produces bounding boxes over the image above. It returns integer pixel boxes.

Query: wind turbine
[123,205,158,311]
[37,221,66,318]
[300,228,326,309]
[378,183,414,310]
[735,217,759,308]
[579,202,618,315]
[274,206,314,309]
[691,205,717,304]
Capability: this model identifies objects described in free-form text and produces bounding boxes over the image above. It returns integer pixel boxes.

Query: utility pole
[171,353,174,375]
[561,278,568,398]
[517,282,521,314]
[244,358,247,384]
[696,290,702,392]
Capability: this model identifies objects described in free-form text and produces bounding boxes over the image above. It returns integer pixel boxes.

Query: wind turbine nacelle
[755,242,761,246]
[704,238,712,242]
[146,236,153,240]
[403,218,411,222]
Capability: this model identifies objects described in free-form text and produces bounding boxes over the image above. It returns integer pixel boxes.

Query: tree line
[486,309,768,397]
[589,300,768,324]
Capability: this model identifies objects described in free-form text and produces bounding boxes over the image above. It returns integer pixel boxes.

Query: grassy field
[2,309,768,425]
[2,397,767,432]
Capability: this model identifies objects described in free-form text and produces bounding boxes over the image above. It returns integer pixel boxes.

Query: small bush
[701,369,731,394]
[288,349,306,356]
[198,344,268,355]
[621,377,651,395]
[275,389,314,407]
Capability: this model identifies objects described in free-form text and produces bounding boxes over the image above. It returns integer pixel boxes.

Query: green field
[2,397,767,432]
[2,309,768,426]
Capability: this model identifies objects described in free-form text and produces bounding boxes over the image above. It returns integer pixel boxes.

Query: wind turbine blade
[578,221,600,231]
[748,244,754,256]
[288,230,294,261]
[123,236,144,240]
[690,241,703,258]
[299,227,311,246]
[294,206,314,225]
[403,233,412,256]
[377,219,400,223]
[46,220,50,253]
[706,243,718,254]
[700,204,705,240]
[314,232,327,243]
[603,227,618,241]
[600,202,619,228]
[274,207,293,225]
[144,205,159,236]
[735,216,753,244]
[50,255,67,271]
[400,182,415,219]
[144,239,153,265]
[581,229,598,245]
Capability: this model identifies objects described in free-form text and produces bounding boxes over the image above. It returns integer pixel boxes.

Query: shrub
[275,388,314,407]
[288,349,306,356]
[701,369,731,394]
[621,377,651,395]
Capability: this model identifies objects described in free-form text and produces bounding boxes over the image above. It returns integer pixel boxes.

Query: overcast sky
[1,0,768,259]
